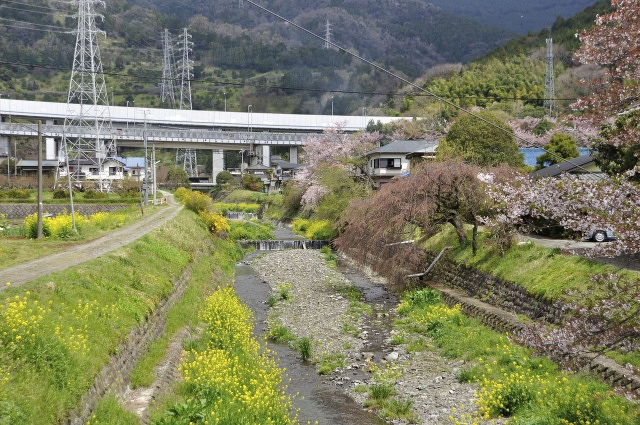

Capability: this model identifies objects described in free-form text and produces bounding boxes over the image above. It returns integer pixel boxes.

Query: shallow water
[234,253,387,425]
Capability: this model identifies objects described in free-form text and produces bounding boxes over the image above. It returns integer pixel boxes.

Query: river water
[234,251,389,425]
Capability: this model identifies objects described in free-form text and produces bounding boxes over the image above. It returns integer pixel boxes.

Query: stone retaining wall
[64,256,194,425]
[0,203,133,219]
[426,253,566,325]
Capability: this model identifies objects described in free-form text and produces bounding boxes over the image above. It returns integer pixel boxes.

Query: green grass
[228,219,275,240]
[268,323,296,343]
[424,227,639,300]
[129,237,242,388]
[90,395,140,425]
[0,210,230,424]
[317,353,346,375]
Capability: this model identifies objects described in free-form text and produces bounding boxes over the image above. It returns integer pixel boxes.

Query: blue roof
[117,157,146,168]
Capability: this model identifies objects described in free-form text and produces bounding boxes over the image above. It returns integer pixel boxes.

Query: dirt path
[0,193,181,289]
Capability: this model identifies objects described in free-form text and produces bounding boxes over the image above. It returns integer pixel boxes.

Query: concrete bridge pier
[211,149,224,183]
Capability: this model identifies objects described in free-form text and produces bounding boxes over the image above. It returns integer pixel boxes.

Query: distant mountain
[128,0,515,77]
[423,0,599,34]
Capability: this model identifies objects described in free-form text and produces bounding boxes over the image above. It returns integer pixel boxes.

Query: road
[0,194,182,290]
[520,234,640,272]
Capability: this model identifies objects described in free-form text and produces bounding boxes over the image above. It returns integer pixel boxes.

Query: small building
[116,157,147,181]
[16,159,60,178]
[365,139,439,186]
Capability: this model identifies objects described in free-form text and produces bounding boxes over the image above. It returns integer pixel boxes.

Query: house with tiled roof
[365,139,439,185]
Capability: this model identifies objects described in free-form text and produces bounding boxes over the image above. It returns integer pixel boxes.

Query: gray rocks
[252,250,497,425]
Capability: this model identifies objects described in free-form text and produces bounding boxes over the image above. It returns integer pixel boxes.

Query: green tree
[437,111,524,167]
[216,170,234,186]
[535,133,579,170]
[165,166,189,188]
[593,111,640,179]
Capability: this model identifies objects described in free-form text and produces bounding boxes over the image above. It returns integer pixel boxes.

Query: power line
[0,0,68,13]
[0,4,73,18]
[243,0,602,178]
[0,17,70,32]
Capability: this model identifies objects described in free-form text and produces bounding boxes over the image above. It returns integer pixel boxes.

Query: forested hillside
[0,0,610,117]
[398,1,611,121]
[0,0,513,115]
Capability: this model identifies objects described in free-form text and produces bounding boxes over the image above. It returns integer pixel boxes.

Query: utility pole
[544,38,555,118]
[37,121,43,239]
[143,110,149,206]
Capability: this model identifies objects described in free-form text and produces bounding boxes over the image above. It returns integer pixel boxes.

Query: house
[365,139,439,185]
[529,155,604,179]
[16,159,60,178]
[116,157,147,181]
[58,157,126,184]
[241,155,303,192]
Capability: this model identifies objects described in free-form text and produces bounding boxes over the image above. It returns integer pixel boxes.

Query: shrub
[173,187,190,202]
[82,189,108,200]
[183,191,212,213]
[216,170,234,185]
[305,220,334,240]
[292,218,311,235]
[199,211,230,234]
[23,213,51,238]
[4,189,31,199]
[52,189,68,199]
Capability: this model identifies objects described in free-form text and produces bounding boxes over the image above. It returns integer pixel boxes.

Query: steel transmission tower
[325,19,332,49]
[175,28,197,177]
[544,38,555,117]
[61,0,115,191]
[160,29,176,108]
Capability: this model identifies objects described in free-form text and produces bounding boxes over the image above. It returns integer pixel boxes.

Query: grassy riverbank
[393,286,640,424]
[425,227,639,300]
[0,210,241,423]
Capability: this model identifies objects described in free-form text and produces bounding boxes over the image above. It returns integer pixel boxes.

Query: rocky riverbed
[251,250,498,425]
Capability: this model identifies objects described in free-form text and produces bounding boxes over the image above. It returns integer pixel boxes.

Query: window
[89,167,98,175]
[373,158,401,169]
[109,167,117,175]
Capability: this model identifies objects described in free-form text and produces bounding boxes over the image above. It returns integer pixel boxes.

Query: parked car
[586,229,617,243]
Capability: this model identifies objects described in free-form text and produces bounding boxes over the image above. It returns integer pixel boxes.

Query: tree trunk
[449,215,467,245]
[472,222,478,256]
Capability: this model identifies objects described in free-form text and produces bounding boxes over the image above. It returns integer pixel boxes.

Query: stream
[234,249,394,425]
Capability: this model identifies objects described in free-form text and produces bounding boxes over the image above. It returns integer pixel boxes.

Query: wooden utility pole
[37,120,43,239]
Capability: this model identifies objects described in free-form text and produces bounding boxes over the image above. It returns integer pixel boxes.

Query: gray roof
[17,160,60,168]
[529,155,596,178]
[366,140,439,156]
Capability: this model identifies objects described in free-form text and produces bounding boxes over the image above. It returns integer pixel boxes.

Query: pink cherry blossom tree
[295,124,380,210]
